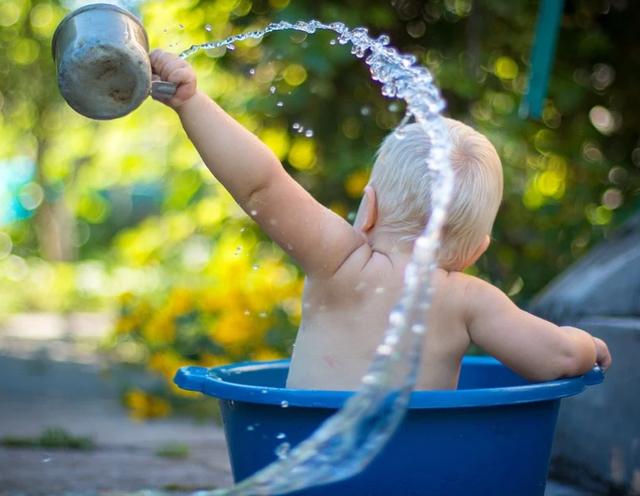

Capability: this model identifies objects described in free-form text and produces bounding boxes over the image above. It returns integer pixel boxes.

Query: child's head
[364,118,503,270]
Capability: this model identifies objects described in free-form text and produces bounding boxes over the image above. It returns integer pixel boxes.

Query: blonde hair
[368,118,503,269]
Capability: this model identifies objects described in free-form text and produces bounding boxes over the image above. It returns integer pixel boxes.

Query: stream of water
[172,20,453,496]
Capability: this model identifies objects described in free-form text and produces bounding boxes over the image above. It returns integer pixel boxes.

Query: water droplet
[389,311,405,327]
[362,374,377,385]
[304,129,314,138]
[388,102,400,112]
[249,68,256,75]
[280,400,289,408]
[377,344,392,356]
[227,43,236,51]
[269,86,277,94]
[276,101,284,107]
[276,433,286,439]
[394,127,407,140]
[360,106,371,116]
[329,39,337,45]
[42,454,52,463]
[250,209,258,216]
[205,24,212,32]
[411,324,426,334]
[275,442,291,459]
[292,122,301,130]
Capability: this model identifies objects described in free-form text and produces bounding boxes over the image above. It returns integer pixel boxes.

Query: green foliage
[1,427,95,450]
[155,442,190,459]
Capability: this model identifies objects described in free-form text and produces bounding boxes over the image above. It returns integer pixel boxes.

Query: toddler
[150,50,611,390]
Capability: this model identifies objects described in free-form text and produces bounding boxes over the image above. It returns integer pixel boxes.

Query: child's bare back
[288,249,607,390]
[150,50,611,392]
[288,250,470,390]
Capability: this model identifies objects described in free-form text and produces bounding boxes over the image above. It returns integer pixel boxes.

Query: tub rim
[174,356,603,409]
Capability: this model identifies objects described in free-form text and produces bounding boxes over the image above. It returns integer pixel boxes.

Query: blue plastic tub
[175,357,603,496]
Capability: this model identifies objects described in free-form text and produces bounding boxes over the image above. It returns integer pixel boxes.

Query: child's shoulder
[436,271,500,311]
[445,270,495,292]
[444,271,515,323]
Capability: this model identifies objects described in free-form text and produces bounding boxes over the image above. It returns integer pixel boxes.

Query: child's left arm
[151,50,367,277]
[462,275,612,381]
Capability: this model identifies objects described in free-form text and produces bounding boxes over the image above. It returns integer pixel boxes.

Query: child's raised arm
[461,275,611,381]
[150,50,366,277]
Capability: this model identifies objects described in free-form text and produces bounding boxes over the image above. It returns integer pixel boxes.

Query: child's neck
[365,228,414,257]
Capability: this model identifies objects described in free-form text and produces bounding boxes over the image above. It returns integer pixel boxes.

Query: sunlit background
[1,0,639,421]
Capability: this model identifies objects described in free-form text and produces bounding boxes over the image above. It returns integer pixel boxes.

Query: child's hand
[149,49,197,109]
[593,336,612,370]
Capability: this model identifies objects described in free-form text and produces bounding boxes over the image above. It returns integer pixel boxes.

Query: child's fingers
[166,66,193,82]
[162,58,189,80]
[593,337,612,370]
[149,49,196,107]
[150,50,182,79]
[168,68,196,100]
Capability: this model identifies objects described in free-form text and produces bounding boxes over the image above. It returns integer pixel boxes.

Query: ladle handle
[151,80,178,100]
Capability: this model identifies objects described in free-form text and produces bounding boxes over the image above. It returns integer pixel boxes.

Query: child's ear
[458,235,490,270]
[467,235,490,267]
[355,185,378,233]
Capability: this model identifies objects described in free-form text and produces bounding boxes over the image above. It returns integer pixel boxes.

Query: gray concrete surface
[0,314,233,496]
[0,354,232,495]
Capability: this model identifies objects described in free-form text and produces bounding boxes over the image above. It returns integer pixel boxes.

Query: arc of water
[179,21,453,496]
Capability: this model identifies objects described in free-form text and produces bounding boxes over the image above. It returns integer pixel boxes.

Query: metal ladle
[52,3,177,120]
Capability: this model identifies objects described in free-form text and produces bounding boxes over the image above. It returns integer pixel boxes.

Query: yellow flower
[210,310,267,351]
[148,351,182,380]
[199,353,231,368]
[252,348,285,362]
[143,311,176,345]
[115,315,137,335]
[118,291,136,306]
[124,388,171,420]
[167,287,194,316]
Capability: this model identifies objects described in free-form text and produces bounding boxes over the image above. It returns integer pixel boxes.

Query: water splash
[178,19,452,496]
